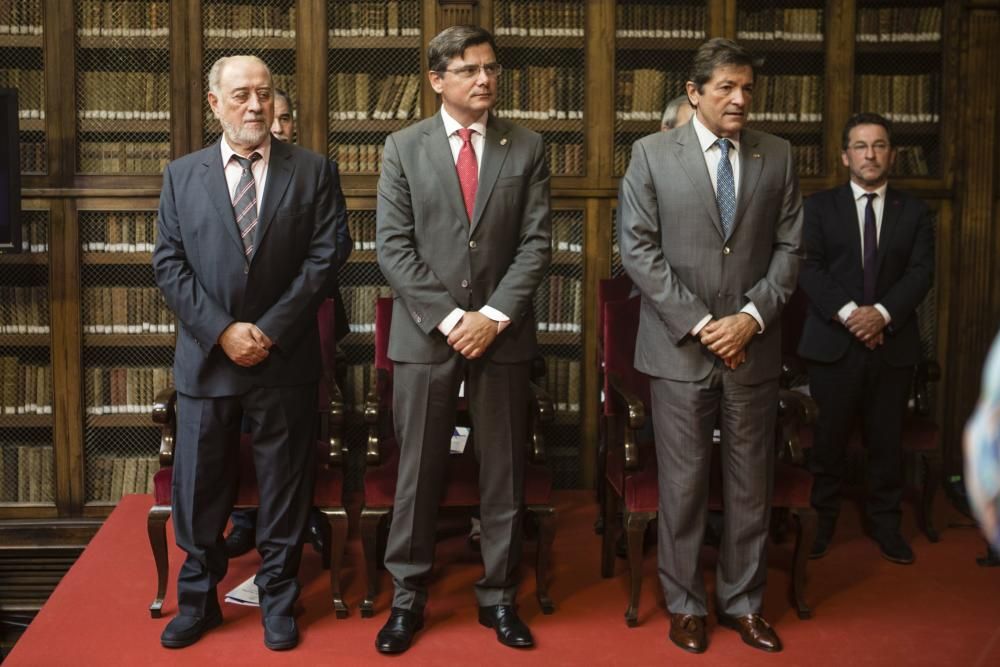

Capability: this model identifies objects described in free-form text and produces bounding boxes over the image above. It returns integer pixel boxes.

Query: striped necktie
[231,152,262,259]
[715,138,736,239]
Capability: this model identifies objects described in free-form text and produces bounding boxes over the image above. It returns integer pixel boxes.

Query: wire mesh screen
[327,0,421,175]
[79,210,173,503]
[614,1,706,176]
[202,0,297,146]
[493,1,585,177]
[916,209,938,363]
[737,1,825,177]
[855,2,943,178]
[610,206,623,277]
[534,208,585,487]
[0,210,53,504]
[0,0,46,174]
[74,1,171,174]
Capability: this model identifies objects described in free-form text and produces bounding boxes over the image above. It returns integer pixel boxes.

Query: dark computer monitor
[0,87,22,253]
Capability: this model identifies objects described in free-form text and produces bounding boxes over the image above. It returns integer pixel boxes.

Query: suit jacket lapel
[876,186,903,277]
[836,183,863,275]
[423,113,468,225]
[253,139,293,258]
[674,123,725,239]
[470,114,511,234]
[200,143,245,257]
[732,131,763,236]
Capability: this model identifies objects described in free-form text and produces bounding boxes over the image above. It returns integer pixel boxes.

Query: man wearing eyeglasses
[374,25,550,654]
[798,112,934,564]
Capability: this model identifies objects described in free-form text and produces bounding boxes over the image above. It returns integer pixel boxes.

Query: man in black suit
[153,55,339,650]
[223,87,352,559]
[798,112,934,564]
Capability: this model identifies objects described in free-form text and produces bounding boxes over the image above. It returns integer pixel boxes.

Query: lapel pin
[500,137,508,146]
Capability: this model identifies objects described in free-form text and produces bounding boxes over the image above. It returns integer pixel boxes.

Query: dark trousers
[807,341,913,540]
[384,354,530,611]
[172,383,316,617]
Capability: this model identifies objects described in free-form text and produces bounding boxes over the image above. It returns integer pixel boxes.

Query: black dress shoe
[160,609,223,648]
[263,615,298,651]
[478,605,534,648]
[876,532,915,564]
[224,526,255,558]
[375,608,424,654]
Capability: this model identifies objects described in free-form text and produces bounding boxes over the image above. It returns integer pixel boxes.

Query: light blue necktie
[716,138,736,238]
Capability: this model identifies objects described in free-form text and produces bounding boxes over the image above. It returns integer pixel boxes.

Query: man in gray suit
[374,25,551,654]
[153,55,339,651]
[619,38,803,654]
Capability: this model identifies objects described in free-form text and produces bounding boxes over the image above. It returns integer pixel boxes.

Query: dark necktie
[863,193,878,305]
[455,128,478,222]
[231,152,262,259]
[715,138,736,238]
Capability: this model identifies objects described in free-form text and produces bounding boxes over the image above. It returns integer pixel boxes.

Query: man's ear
[428,71,444,95]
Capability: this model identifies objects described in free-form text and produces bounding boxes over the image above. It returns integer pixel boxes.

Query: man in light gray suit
[374,26,551,654]
[618,38,803,654]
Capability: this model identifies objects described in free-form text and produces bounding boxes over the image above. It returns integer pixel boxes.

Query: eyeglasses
[848,142,890,153]
[438,63,503,79]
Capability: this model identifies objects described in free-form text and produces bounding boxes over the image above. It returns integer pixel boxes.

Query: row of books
[0,357,51,415]
[0,446,54,503]
[0,287,49,333]
[616,69,685,120]
[0,0,40,35]
[81,286,174,334]
[0,69,43,116]
[745,75,822,122]
[736,8,823,42]
[892,145,931,177]
[20,140,45,174]
[552,214,584,253]
[792,144,822,177]
[540,356,581,415]
[203,3,295,39]
[81,212,157,252]
[857,7,942,43]
[614,4,706,39]
[331,143,383,175]
[547,143,584,177]
[494,2,584,37]
[85,365,172,415]
[329,72,421,120]
[78,71,170,119]
[86,454,158,502]
[535,275,582,334]
[340,284,393,333]
[328,1,420,38]
[14,215,46,252]
[78,141,170,174]
[494,67,584,120]
[77,1,169,37]
[856,74,940,123]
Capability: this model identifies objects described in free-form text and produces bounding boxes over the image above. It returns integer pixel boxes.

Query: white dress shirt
[436,106,509,336]
[688,114,764,336]
[220,135,270,213]
[836,181,891,325]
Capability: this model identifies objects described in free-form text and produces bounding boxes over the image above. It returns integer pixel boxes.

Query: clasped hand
[447,311,498,359]
[699,313,757,370]
[845,306,885,350]
[218,322,272,367]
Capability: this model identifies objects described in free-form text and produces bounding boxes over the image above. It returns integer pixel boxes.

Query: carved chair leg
[790,507,816,620]
[600,477,618,579]
[147,504,171,618]
[624,510,655,627]
[920,451,942,543]
[770,507,790,544]
[595,415,608,535]
[360,507,389,618]
[528,504,556,614]
[322,507,349,618]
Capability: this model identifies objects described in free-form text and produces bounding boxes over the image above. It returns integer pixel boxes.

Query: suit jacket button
[461,279,469,288]
[723,246,731,255]
[469,240,477,248]
[415,315,422,324]
[243,265,249,274]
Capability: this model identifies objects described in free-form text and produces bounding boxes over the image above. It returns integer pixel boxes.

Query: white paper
[451,426,470,455]
[224,575,259,607]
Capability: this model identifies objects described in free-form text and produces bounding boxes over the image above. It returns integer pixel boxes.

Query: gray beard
[220,117,268,148]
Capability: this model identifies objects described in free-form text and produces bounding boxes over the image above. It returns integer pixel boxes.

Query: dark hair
[273,88,294,113]
[842,112,893,149]
[687,38,755,94]
[427,25,497,73]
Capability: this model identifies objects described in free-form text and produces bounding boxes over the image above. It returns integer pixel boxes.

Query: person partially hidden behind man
[798,112,934,564]
[661,93,694,131]
[153,55,340,650]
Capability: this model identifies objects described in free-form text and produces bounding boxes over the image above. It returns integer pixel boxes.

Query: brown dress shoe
[669,613,707,654]
[717,613,783,653]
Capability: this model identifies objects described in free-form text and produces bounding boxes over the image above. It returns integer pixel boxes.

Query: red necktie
[455,128,478,222]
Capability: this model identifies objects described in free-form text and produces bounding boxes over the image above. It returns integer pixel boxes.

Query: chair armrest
[780,355,808,389]
[324,378,346,467]
[913,359,941,416]
[776,389,817,466]
[152,387,177,466]
[608,373,645,471]
[527,381,554,463]
[363,387,382,466]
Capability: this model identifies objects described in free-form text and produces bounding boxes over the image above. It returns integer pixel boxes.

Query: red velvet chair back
[603,295,650,415]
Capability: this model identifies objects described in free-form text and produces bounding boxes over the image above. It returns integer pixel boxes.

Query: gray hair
[661,94,691,130]
[207,55,271,95]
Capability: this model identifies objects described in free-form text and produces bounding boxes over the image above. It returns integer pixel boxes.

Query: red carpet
[6,492,1000,666]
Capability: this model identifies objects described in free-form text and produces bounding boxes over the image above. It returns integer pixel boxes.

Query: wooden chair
[358,296,556,617]
[147,298,349,618]
[599,289,817,626]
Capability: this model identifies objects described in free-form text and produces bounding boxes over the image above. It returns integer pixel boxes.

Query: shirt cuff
[740,303,764,333]
[838,301,858,324]
[874,303,891,325]
[480,305,510,333]
[437,308,465,336]
[691,313,712,336]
